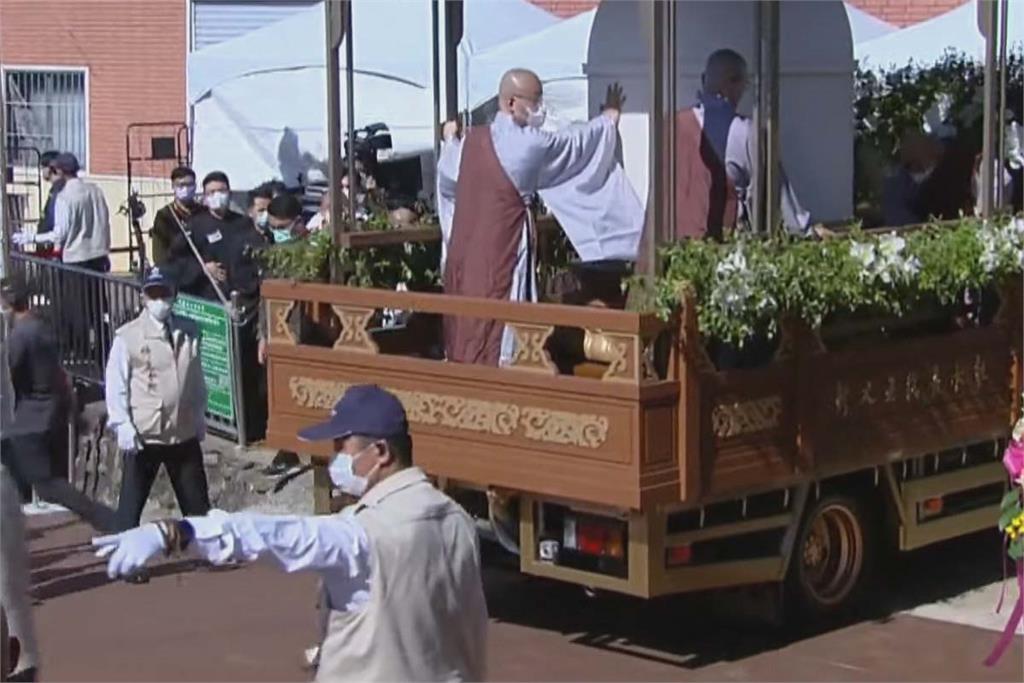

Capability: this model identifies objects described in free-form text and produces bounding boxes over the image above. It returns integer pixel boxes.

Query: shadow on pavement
[31,559,204,602]
[482,528,1006,670]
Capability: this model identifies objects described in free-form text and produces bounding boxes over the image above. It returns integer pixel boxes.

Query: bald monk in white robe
[437,69,643,367]
[675,48,815,240]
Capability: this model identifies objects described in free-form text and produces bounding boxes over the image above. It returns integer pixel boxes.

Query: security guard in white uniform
[105,268,211,535]
[92,385,489,681]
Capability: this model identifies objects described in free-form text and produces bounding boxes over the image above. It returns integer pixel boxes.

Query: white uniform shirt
[187,507,373,612]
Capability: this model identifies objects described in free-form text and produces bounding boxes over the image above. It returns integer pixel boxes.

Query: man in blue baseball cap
[91,384,488,681]
[103,267,211,582]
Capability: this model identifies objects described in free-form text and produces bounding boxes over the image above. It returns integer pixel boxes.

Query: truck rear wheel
[785,494,875,621]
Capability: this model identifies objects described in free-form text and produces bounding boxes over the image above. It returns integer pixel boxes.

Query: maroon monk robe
[674,108,739,241]
[443,126,528,366]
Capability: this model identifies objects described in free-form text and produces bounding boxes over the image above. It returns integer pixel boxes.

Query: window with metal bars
[3,69,87,169]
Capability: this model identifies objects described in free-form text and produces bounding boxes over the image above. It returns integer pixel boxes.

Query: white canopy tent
[469,1,866,221]
[188,0,559,190]
[465,9,597,128]
[465,1,897,122]
[856,0,1024,69]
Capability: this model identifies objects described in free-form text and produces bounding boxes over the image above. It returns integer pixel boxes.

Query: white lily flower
[850,242,875,270]
[878,233,906,259]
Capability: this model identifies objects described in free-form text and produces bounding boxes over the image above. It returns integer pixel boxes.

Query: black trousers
[59,256,111,365]
[116,439,211,531]
[238,318,267,443]
[0,433,117,532]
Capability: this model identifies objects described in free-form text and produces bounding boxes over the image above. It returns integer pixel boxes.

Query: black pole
[326,0,345,280]
[344,0,357,231]
[443,0,464,121]
[431,0,442,160]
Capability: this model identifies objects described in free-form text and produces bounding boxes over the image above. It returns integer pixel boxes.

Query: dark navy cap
[142,266,175,294]
[298,384,408,442]
[52,152,80,175]
[0,276,29,308]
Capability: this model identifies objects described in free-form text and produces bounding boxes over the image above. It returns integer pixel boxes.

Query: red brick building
[0,0,186,177]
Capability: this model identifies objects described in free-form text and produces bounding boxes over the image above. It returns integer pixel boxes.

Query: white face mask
[525,103,547,129]
[174,185,196,202]
[328,444,380,498]
[146,298,174,323]
[256,210,269,228]
[206,191,230,211]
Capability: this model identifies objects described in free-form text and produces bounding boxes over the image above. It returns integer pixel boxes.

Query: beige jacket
[112,312,206,445]
[317,467,489,682]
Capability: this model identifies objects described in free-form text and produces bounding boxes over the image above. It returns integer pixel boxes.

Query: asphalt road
[21,513,1024,682]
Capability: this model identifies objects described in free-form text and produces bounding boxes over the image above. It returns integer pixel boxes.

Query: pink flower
[1004,439,1024,481]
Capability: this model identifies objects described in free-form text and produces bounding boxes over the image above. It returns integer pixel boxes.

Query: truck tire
[785,493,876,621]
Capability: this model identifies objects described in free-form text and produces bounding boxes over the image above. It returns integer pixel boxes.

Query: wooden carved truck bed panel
[805,326,1013,473]
[698,360,800,498]
[267,343,680,510]
[263,280,1020,511]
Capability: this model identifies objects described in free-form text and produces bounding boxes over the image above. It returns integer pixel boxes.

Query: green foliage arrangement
[856,49,1023,156]
[258,222,442,291]
[648,217,1024,346]
[259,229,336,282]
[853,49,1023,206]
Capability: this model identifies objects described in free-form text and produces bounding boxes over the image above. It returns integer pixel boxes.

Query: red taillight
[921,496,944,518]
[565,517,625,559]
[666,544,693,567]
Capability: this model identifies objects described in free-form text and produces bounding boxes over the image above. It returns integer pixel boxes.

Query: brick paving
[22,514,1024,682]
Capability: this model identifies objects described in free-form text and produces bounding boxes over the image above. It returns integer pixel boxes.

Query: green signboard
[173,295,235,423]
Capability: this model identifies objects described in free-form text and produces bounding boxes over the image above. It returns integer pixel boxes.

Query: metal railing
[9,252,247,444]
[12,253,141,384]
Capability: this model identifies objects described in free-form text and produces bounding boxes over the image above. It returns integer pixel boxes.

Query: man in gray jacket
[12,153,111,272]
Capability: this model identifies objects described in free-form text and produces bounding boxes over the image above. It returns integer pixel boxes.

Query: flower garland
[651,217,1024,346]
[986,415,1024,666]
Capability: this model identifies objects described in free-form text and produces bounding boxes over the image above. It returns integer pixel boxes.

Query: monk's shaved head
[499,69,542,101]
[702,49,748,107]
[499,69,544,127]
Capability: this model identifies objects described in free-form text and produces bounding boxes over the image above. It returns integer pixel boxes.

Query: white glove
[92,524,167,579]
[116,423,143,454]
[11,232,34,246]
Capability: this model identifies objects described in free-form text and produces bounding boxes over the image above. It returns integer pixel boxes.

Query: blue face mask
[698,92,736,166]
[271,228,293,244]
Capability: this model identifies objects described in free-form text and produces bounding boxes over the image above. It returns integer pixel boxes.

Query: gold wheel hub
[798,503,864,607]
